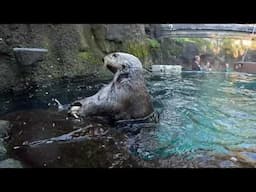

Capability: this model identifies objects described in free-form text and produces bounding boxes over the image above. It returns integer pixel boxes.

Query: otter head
[103,52,143,75]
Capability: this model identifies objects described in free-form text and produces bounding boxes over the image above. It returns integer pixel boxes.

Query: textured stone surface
[0,120,10,138]
[0,139,7,160]
[13,48,48,66]
[0,24,152,92]
[105,24,146,42]
[0,158,23,168]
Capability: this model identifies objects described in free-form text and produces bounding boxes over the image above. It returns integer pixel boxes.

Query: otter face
[103,52,143,74]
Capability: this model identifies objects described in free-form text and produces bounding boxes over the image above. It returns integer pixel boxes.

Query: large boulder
[3,110,142,168]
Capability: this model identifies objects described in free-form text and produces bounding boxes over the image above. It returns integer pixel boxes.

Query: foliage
[172,37,256,59]
[175,38,215,54]
[147,38,160,48]
[221,38,248,58]
[77,51,101,64]
[124,40,150,60]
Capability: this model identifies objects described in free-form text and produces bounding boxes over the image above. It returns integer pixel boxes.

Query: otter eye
[112,53,118,58]
[122,64,126,69]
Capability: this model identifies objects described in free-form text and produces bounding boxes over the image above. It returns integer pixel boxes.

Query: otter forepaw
[68,102,82,119]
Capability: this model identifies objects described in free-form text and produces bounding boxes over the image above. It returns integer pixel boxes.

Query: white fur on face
[104,52,143,72]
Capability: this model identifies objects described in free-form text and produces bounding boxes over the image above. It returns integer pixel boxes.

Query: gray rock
[0,139,7,160]
[105,24,146,42]
[152,38,183,65]
[13,48,48,66]
[0,120,10,138]
[244,50,256,62]
[181,43,199,63]
[0,158,23,168]
[0,40,11,55]
[0,120,9,161]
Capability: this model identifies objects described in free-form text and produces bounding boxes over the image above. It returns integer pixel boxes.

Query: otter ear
[112,53,118,58]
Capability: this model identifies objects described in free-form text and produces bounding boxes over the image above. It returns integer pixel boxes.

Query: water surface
[1,72,256,167]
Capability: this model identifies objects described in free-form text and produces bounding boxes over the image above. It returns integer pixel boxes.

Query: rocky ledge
[0,120,23,168]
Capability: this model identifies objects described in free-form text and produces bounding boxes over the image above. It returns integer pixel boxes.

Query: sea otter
[69,52,155,122]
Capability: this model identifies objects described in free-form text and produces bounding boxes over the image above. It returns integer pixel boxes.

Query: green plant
[147,38,160,48]
[77,51,100,64]
[124,40,150,60]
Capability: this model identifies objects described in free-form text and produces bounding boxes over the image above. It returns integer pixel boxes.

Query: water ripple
[140,72,256,159]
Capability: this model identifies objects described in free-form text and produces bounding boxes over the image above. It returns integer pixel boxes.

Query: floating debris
[230,157,238,162]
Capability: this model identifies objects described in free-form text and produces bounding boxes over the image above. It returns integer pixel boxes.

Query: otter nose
[102,57,104,63]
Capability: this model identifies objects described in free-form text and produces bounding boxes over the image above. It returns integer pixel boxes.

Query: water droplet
[52,123,55,127]
[57,156,61,160]
[43,163,47,167]
[45,92,48,95]
[23,122,26,125]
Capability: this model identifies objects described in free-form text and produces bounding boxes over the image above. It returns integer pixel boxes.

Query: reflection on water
[1,72,256,167]
[0,76,111,116]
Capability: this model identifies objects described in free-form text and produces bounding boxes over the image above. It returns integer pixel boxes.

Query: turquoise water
[2,72,256,167]
[135,72,256,160]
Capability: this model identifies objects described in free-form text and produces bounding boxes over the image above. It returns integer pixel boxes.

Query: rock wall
[1,24,251,92]
[0,24,160,92]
